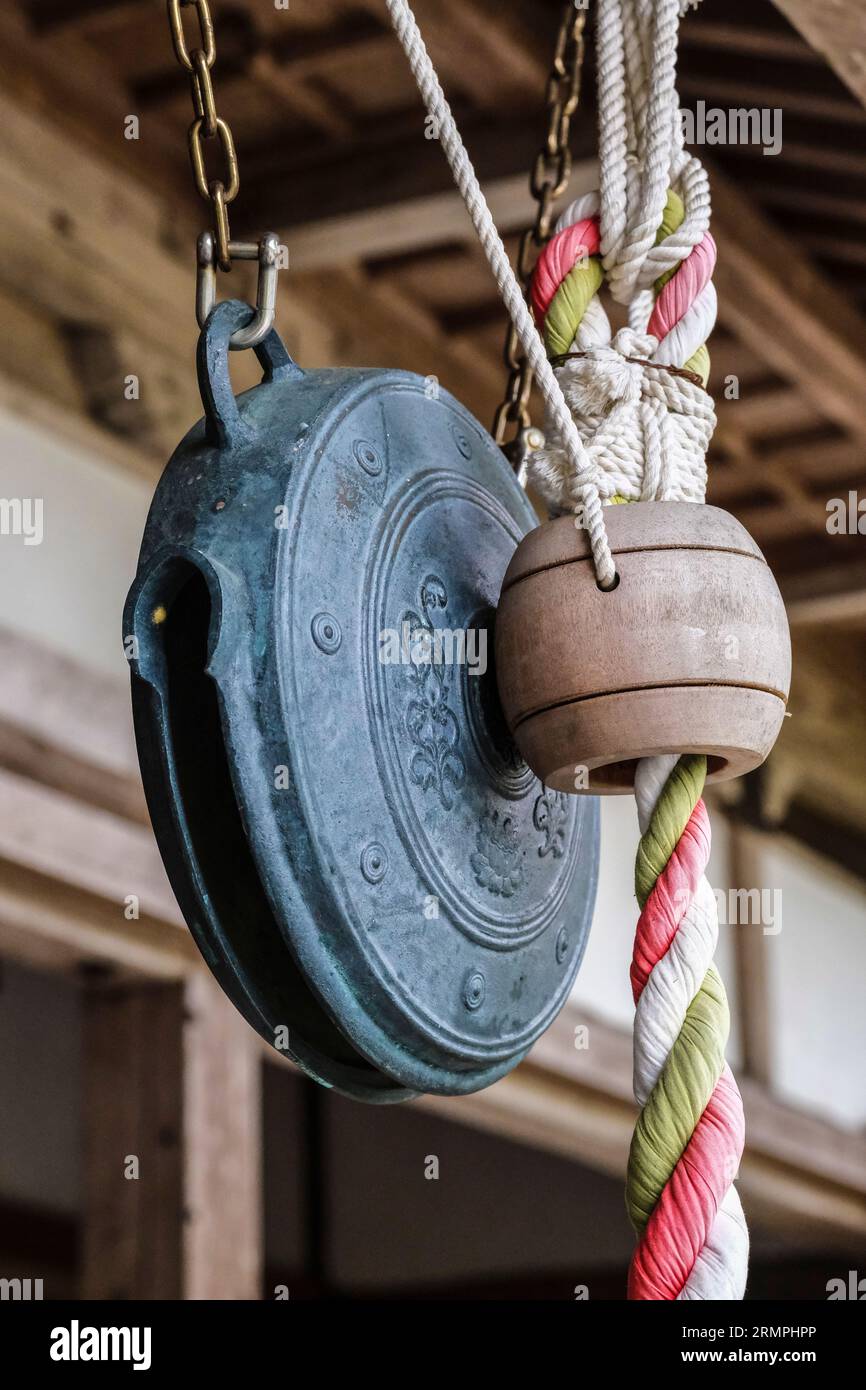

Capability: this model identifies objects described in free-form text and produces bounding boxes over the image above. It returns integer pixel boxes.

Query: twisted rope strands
[528,0,749,1300]
[385,0,748,1300]
[383,0,617,590]
[630,757,748,1299]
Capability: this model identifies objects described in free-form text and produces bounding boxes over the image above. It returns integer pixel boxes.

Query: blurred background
[0,0,863,1299]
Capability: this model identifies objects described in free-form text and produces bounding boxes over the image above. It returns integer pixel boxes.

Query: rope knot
[528,325,716,512]
[564,329,658,414]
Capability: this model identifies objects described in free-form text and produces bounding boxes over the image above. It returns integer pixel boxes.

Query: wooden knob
[495,501,791,794]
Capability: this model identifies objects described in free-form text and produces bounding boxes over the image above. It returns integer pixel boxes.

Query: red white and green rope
[528,0,749,1300]
[630,754,748,1299]
[385,0,748,1299]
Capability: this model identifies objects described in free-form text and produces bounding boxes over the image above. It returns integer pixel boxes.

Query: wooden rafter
[771,0,866,113]
[0,74,503,460]
[678,75,866,126]
[708,160,866,446]
[680,19,818,63]
[21,0,147,31]
[0,6,186,207]
[240,112,572,230]
[282,163,598,270]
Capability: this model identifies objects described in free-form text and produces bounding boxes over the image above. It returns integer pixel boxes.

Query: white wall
[0,403,151,681]
[764,839,866,1127]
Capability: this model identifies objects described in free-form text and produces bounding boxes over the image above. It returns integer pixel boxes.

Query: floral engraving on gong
[403,574,466,810]
[471,808,524,898]
[533,788,568,859]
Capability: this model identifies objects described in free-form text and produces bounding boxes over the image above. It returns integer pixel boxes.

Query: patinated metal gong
[124,301,599,1102]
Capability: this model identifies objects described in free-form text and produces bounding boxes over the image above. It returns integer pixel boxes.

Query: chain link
[167,0,238,270]
[493,1,587,459]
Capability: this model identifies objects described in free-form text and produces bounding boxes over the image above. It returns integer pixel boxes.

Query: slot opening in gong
[150,559,390,1086]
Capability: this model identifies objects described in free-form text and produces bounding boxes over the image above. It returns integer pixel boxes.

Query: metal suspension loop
[196,233,281,349]
[166,0,281,346]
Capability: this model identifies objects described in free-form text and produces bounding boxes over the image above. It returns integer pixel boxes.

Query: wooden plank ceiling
[4,0,866,861]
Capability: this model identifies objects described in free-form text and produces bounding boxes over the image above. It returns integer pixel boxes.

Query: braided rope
[384,0,617,589]
[631,757,748,1299]
[528,189,716,513]
[529,0,749,1301]
[385,0,748,1299]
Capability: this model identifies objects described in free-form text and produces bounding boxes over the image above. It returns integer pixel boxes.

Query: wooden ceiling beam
[281,163,598,270]
[718,139,866,181]
[0,70,505,470]
[707,160,866,445]
[720,429,837,538]
[240,111,573,230]
[759,186,866,229]
[712,436,865,494]
[802,236,866,269]
[417,0,548,100]
[679,20,817,63]
[354,0,549,100]
[679,75,866,125]
[771,0,866,112]
[0,53,507,465]
[715,385,820,440]
[19,0,146,32]
[0,7,187,208]
[248,51,357,143]
[783,563,866,627]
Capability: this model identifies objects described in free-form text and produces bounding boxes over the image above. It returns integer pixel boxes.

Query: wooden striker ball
[495,501,791,794]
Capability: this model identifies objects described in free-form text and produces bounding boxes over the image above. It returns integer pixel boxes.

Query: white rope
[607,0,746,1304]
[387,0,745,1304]
[383,0,617,588]
[529,326,715,514]
[597,0,711,299]
[555,193,614,351]
[529,0,715,513]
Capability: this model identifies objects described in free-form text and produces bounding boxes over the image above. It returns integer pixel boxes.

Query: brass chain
[167,0,239,271]
[492,1,588,461]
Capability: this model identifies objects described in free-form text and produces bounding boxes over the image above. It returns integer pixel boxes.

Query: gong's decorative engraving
[311,611,342,654]
[402,574,466,811]
[534,788,568,859]
[471,807,524,898]
[367,471,582,950]
[450,421,473,459]
[353,437,384,477]
[463,970,486,1011]
[361,842,388,884]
